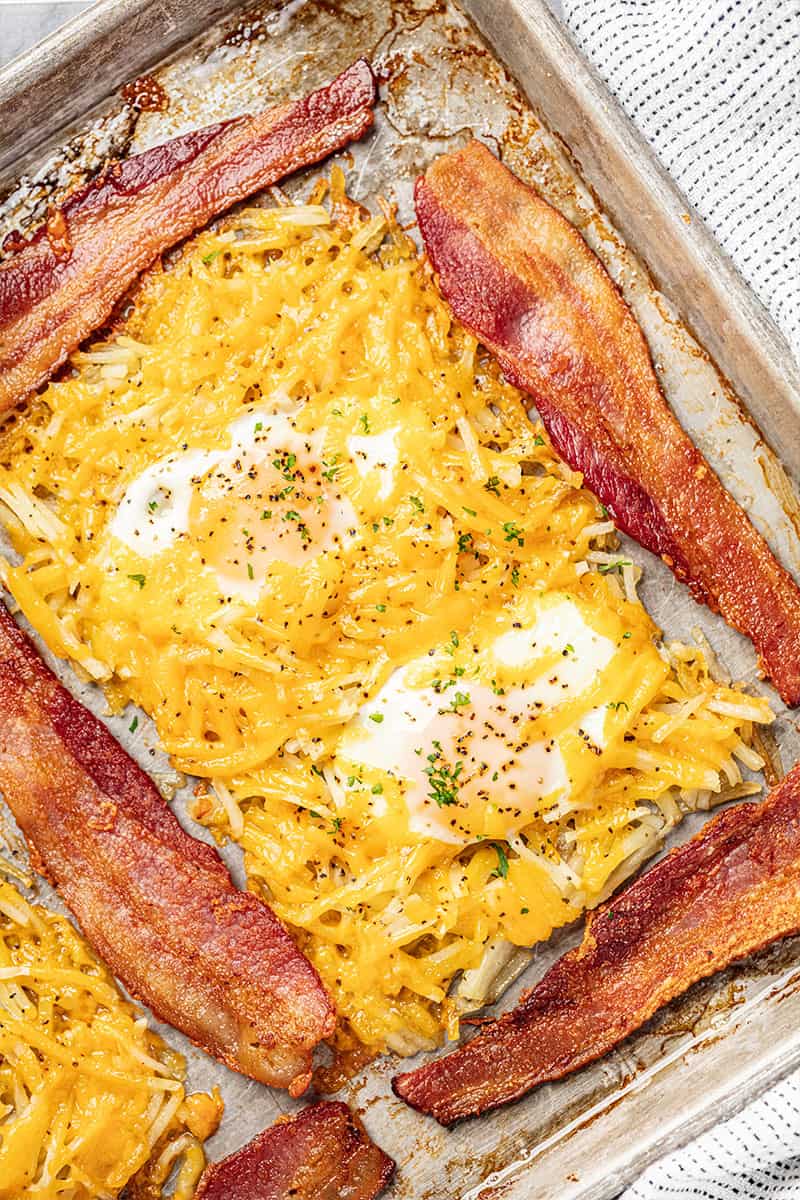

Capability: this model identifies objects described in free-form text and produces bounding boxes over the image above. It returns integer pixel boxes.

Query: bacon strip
[0,59,376,413]
[195,1102,395,1200]
[0,604,335,1094]
[414,140,800,707]
[394,761,800,1124]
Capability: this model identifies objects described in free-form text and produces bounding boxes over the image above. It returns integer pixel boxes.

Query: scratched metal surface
[2,2,800,1198]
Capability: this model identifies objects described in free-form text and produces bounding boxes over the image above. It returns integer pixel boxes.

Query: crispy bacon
[0,59,377,413]
[394,761,800,1124]
[0,604,335,1094]
[195,1102,395,1200]
[415,140,800,707]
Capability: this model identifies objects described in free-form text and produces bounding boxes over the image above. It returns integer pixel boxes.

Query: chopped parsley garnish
[622,631,632,640]
[511,565,520,588]
[376,603,386,612]
[359,413,370,433]
[254,421,263,433]
[371,783,384,794]
[369,712,384,724]
[457,531,474,553]
[247,562,255,580]
[127,573,146,589]
[607,700,630,712]
[423,740,463,807]
[564,643,575,654]
[322,456,340,482]
[445,630,460,657]
[533,433,545,447]
[598,559,632,574]
[147,499,159,512]
[261,509,272,520]
[202,249,221,265]
[448,691,471,712]
[272,452,296,482]
[331,817,342,833]
[409,495,425,513]
[129,715,139,733]
[484,475,501,496]
[462,506,477,517]
[502,521,525,547]
[491,843,509,879]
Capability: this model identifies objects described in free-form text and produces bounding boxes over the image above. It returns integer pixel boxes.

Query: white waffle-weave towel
[562,0,799,355]
[558,1,800,1196]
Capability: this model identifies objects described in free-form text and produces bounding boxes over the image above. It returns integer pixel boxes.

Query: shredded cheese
[0,173,774,1054]
[0,879,221,1199]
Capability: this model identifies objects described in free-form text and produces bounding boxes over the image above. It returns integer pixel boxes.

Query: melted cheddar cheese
[0,878,220,1199]
[0,177,772,1053]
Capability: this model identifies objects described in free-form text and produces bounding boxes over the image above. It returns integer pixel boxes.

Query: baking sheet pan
[2,2,800,1197]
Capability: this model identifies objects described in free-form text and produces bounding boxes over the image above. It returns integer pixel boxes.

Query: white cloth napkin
[558,1,800,1196]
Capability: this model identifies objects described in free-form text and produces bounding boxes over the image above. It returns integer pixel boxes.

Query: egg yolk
[189,421,355,592]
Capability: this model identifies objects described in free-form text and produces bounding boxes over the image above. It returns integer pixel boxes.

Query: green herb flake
[491,843,509,879]
[202,249,221,266]
[502,521,525,547]
[322,456,340,482]
[424,740,463,807]
[598,559,632,575]
[128,573,146,589]
[129,715,139,733]
[369,712,384,724]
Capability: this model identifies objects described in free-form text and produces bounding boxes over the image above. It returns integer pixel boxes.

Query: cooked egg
[338,595,618,844]
[110,409,357,601]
